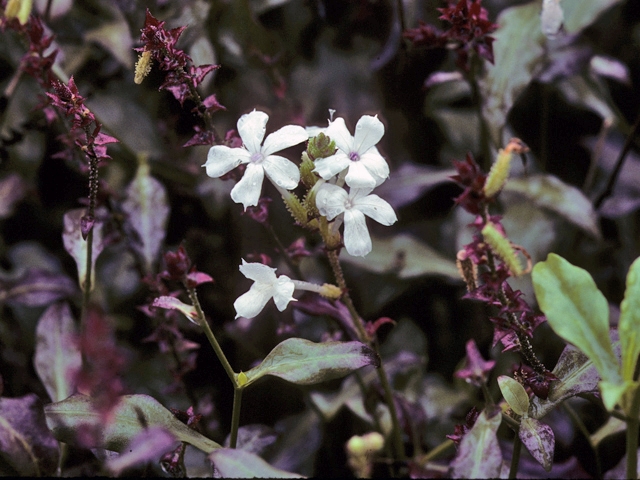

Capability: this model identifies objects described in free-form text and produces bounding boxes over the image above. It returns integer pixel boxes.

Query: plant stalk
[625,387,640,480]
[509,433,522,479]
[229,387,243,449]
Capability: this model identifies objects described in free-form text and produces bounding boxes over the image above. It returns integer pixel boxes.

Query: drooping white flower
[313,115,389,189]
[233,259,296,318]
[316,183,397,257]
[203,110,308,210]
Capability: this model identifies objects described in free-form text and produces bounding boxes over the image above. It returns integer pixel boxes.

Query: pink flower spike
[455,339,496,387]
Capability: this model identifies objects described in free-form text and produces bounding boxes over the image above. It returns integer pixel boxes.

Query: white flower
[313,115,389,189]
[233,259,296,318]
[316,183,397,257]
[203,110,308,210]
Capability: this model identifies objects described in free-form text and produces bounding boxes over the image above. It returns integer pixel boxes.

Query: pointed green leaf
[34,302,82,402]
[599,380,638,412]
[532,253,621,385]
[243,338,380,387]
[210,448,304,478]
[619,256,640,381]
[451,407,503,478]
[519,417,555,472]
[44,394,221,454]
[121,162,170,274]
[498,375,529,416]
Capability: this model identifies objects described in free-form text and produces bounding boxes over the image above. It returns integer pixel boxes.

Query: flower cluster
[203,110,397,319]
[403,0,498,70]
[135,9,224,147]
[451,147,555,398]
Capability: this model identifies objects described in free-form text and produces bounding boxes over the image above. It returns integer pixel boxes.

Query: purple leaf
[34,302,82,402]
[121,163,170,273]
[152,296,199,324]
[62,208,106,292]
[0,173,27,219]
[3,269,77,307]
[0,394,59,476]
[209,448,304,478]
[519,417,555,472]
[107,427,179,476]
[451,407,503,478]
[243,338,380,387]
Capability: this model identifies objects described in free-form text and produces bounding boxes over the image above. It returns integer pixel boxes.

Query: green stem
[416,439,455,465]
[325,249,405,461]
[626,387,640,480]
[509,433,522,479]
[229,387,243,449]
[186,285,238,388]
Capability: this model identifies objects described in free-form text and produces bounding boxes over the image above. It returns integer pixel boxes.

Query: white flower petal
[263,155,300,190]
[344,160,377,189]
[325,117,354,153]
[359,147,390,184]
[305,125,327,138]
[316,184,348,220]
[354,194,397,226]
[313,152,351,180]
[353,115,384,154]
[272,275,296,311]
[234,282,273,318]
[203,146,250,178]
[238,259,278,283]
[343,208,372,257]
[237,110,268,153]
[230,163,264,209]
[262,125,308,156]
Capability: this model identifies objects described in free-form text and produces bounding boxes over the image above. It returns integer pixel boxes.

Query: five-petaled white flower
[313,115,389,189]
[234,259,296,318]
[203,110,308,210]
[316,183,397,257]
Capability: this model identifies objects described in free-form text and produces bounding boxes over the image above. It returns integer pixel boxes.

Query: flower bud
[481,222,523,276]
[456,249,477,292]
[237,371,248,387]
[4,0,32,24]
[307,132,336,160]
[299,152,319,189]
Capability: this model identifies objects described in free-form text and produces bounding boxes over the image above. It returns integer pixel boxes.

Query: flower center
[250,152,265,164]
[344,198,354,210]
[349,151,360,162]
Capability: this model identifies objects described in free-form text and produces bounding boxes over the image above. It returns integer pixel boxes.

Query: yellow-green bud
[481,222,523,276]
[361,432,384,452]
[346,436,367,456]
[483,148,512,198]
[237,371,248,387]
[319,283,342,300]
[307,132,336,160]
[300,151,319,189]
[134,50,153,85]
[4,0,32,24]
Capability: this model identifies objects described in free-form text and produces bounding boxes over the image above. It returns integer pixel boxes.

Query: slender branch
[229,387,243,449]
[626,387,640,480]
[508,433,522,479]
[185,284,238,387]
[594,107,640,209]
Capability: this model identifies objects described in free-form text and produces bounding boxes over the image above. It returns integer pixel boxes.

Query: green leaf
[502,174,600,238]
[121,162,170,274]
[450,407,503,479]
[243,338,380,387]
[84,4,133,68]
[210,448,304,478]
[532,253,621,385]
[340,234,460,280]
[44,394,221,454]
[599,380,638,412]
[619,256,640,381]
[33,302,82,402]
[498,375,529,416]
[519,417,555,472]
[561,0,623,33]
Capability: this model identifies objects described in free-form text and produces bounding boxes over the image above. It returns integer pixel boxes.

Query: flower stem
[509,433,522,479]
[325,249,405,461]
[185,284,238,388]
[229,387,243,449]
[625,386,640,479]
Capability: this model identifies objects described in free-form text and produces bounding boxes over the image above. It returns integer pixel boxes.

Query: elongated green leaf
[532,253,621,385]
[44,394,221,454]
[502,174,600,238]
[243,339,380,387]
[210,448,304,478]
[121,162,170,274]
[451,407,503,478]
[498,376,529,416]
[619,256,640,381]
[519,417,555,472]
[34,302,82,402]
